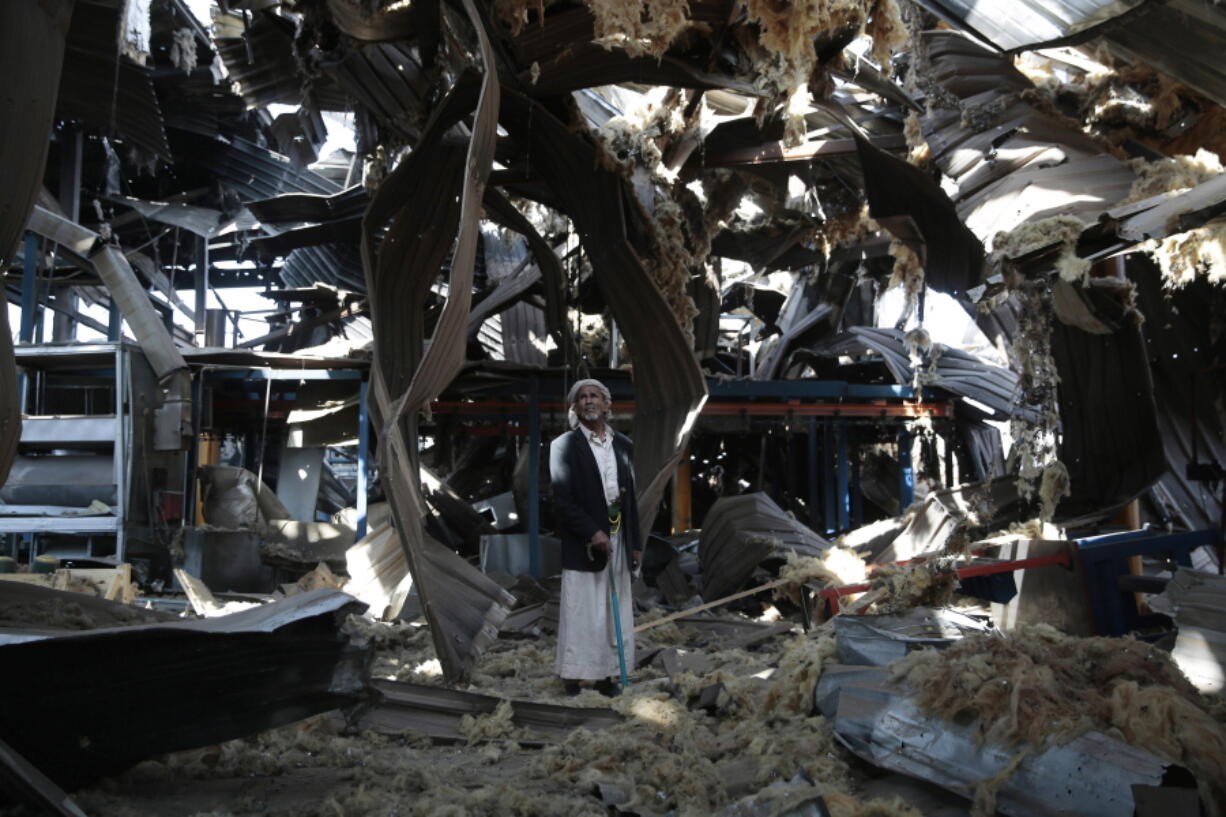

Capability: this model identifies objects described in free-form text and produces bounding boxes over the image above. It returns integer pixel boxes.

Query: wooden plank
[635,576,790,633]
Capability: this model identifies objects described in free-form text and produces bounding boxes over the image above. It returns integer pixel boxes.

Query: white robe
[555,529,635,680]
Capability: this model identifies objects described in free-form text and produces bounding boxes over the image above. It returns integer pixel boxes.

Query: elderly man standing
[549,378,641,696]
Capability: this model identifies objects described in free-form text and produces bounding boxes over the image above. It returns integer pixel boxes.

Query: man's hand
[632,550,642,571]
[589,530,612,554]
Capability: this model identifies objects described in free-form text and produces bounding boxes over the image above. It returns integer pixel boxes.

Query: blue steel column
[528,377,541,578]
[849,423,862,526]
[356,379,370,541]
[807,416,819,529]
[107,303,122,341]
[836,418,850,532]
[823,420,836,535]
[898,427,915,509]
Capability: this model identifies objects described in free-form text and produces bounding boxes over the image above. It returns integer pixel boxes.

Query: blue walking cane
[607,502,630,690]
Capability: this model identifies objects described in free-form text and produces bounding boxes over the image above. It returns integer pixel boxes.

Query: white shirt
[582,425,620,504]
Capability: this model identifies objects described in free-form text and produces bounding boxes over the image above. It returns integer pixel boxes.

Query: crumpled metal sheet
[876,476,1026,562]
[169,128,340,201]
[214,11,306,109]
[918,32,1133,252]
[1049,316,1165,524]
[0,0,72,488]
[360,3,513,683]
[353,678,622,743]
[854,132,985,299]
[1132,270,1226,540]
[818,669,1170,817]
[832,608,994,667]
[699,492,829,602]
[818,327,1039,422]
[0,586,371,788]
[499,87,708,543]
[1152,569,1226,694]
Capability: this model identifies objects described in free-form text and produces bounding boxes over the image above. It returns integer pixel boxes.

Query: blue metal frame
[1074,528,1218,636]
[898,428,915,509]
[356,380,370,541]
[835,419,850,532]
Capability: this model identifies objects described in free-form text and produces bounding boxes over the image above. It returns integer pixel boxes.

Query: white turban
[566,378,612,429]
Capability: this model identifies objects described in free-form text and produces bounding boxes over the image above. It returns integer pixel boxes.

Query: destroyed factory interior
[6,0,1226,814]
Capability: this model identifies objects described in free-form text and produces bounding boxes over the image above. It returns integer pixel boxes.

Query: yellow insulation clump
[778,547,868,590]
[894,624,1226,813]
[587,0,695,58]
[746,0,906,90]
[867,561,957,612]
[1125,148,1224,203]
[1146,221,1226,287]
[1123,149,1226,286]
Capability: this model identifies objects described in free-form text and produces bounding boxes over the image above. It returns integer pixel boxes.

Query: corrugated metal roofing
[280,243,365,291]
[58,1,172,160]
[914,0,1226,107]
[169,128,341,201]
[915,0,1143,52]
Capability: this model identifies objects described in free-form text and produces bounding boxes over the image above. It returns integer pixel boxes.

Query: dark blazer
[549,427,641,572]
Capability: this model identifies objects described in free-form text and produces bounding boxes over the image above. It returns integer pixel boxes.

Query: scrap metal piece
[832,608,993,667]
[1153,569,1226,694]
[820,672,1171,817]
[877,476,1026,562]
[1049,317,1165,523]
[0,587,371,788]
[699,493,829,602]
[353,679,622,743]
[361,3,513,682]
[854,132,986,299]
[58,1,172,161]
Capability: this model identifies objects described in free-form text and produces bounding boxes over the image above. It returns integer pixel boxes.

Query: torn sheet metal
[877,477,1025,562]
[499,88,709,542]
[0,0,72,486]
[352,679,622,743]
[59,1,172,161]
[916,0,1226,109]
[214,11,307,108]
[918,33,1133,250]
[0,588,371,788]
[819,672,1170,817]
[832,608,993,666]
[1049,316,1165,523]
[854,132,985,299]
[699,493,829,602]
[911,0,1143,53]
[1152,569,1226,694]
[1132,270,1226,538]
[361,4,513,682]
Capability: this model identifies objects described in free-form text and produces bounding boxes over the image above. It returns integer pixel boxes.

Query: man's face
[575,385,609,423]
